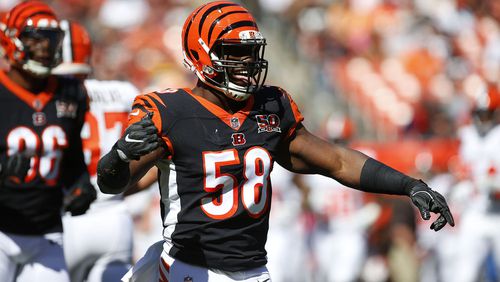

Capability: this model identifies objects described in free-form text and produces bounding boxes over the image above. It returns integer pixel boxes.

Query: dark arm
[276,123,455,231]
[97,112,165,194]
[97,146,164,194]
[276,123,368,189]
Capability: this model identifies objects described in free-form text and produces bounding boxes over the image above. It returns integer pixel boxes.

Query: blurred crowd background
[2,0,500,281]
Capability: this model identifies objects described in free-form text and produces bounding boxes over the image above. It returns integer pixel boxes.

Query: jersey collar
[0,71,56,111]
[184,88,254,131]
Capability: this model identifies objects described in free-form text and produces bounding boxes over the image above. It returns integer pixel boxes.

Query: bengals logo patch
[32,112,46,126]
[231,133,246,146]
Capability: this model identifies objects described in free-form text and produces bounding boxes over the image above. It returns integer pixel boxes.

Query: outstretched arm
[276,123,455,231]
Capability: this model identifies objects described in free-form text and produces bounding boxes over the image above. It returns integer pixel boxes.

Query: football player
[51,20,157,282]
[454,84,500,282]
[265,163,313,282]
[301,114,380,282]
[97,1,455,281]
[0,1,96,281]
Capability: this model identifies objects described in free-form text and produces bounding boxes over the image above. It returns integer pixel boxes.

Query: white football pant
[0,231,69,282]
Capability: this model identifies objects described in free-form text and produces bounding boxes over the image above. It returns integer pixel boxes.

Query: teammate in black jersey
[97,1,454,281]
[0,1,95,281]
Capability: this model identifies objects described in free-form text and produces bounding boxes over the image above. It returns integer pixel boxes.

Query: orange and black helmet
[51,20,92,76]
[182,1,268,101]
[0,0,64,76]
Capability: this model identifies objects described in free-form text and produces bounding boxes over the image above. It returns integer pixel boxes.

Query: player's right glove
[115,112,160,162]
[0,153,31,184]
[409,180,455,231]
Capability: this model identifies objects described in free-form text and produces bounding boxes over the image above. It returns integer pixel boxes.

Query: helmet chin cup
[22,59,51,77]
[197,71,252,102]
[226,81,252,101]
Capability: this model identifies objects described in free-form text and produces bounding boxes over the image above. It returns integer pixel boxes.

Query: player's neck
[7,67,48,94]
[192,82,247,114]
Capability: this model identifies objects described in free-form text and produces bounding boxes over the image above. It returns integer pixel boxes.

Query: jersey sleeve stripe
[162,136,174,159]
[278,88,304,141]
[285,123,300,141]
[131,103,148,113]
[146,93,166,108]
[128,95,162,132]
[282,89,304,123]
[139,96,153,108]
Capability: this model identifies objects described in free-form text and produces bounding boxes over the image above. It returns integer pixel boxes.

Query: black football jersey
[0,71,88,235]
[129,86,304,271]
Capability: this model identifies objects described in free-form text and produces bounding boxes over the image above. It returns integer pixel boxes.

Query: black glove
[64,179,97,216]
[0,153,31,184]
[115,112,160,162]
[409,180,455,231]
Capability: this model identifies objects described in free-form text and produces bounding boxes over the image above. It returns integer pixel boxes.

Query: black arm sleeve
[359,158,419,196]
[97,144,131,194]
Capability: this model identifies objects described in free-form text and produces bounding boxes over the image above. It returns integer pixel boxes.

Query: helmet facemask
[16,26,64,77]
[0,1,64,78]
[203,38,268,101]
[181,1,269,100]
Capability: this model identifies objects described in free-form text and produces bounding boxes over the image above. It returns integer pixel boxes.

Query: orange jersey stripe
[184,88,254,131]
[0,71,56,111]
[280,88,304,123]
[128,94,163,132]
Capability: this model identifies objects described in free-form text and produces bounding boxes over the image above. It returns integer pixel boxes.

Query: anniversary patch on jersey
[56,100,78,118]
[256,114,281,133]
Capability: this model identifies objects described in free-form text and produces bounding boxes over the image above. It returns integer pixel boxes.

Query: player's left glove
[64,178,97,216]
[0,153,31,184]
[408,180,455,231]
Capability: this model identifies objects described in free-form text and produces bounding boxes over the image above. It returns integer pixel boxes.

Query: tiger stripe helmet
[182,1,268,101]
[51,20,92,75]
[0,0,63,76]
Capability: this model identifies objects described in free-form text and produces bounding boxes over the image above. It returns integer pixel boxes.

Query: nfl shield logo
[32,99,42,111]
[230,117,240,129]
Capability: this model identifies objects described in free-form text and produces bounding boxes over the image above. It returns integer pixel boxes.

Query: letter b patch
[231,133,246,146]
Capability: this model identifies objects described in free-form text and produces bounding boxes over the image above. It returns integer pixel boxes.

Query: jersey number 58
[202,147,272,219]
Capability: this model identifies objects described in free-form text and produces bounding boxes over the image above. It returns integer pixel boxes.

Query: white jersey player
[302,114,380,282]
[301,173,379,282]
[52,20,140,282]
[63,79,139,282]
[453,85,500,282]
[266,163,312,282]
